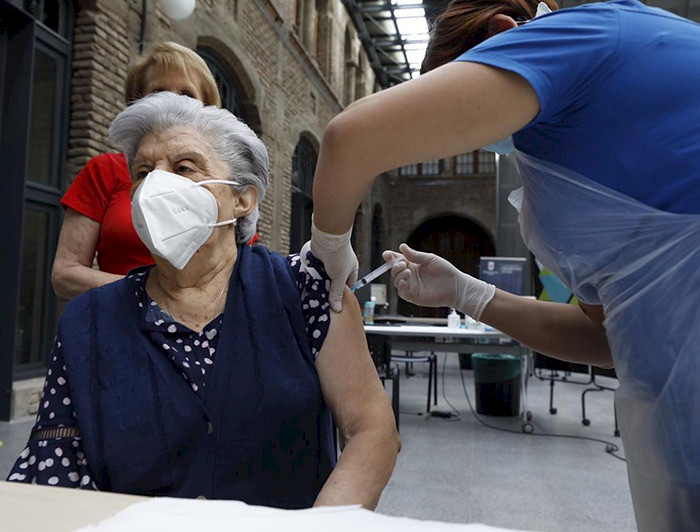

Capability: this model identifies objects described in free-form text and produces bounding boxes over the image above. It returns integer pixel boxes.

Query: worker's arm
[481,293,613,368]
[384,245,613,369]
[313,62,539,234]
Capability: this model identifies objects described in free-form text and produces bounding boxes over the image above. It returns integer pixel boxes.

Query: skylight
[391,0,429,77]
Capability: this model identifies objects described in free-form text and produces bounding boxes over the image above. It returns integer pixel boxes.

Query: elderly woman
[7,92,400,509]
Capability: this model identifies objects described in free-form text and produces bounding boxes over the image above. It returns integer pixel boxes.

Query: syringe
[350,256,404,292]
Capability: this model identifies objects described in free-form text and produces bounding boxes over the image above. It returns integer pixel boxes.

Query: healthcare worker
[306,0,700,530]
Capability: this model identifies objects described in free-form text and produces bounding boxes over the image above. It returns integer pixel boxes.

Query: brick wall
[67,0,377,253]
[66,0,496,281]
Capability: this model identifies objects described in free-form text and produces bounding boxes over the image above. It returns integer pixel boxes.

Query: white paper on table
[77,497,535,532]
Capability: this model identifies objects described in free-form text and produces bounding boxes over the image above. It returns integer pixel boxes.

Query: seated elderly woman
[7,92,400,509]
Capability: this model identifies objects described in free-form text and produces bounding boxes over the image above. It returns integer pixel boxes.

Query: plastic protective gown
[508,150,700,531]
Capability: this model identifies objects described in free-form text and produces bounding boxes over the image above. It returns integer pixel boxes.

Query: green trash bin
[471,354,522,416]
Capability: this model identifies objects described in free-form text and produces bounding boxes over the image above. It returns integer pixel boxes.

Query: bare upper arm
[312,62,540,233]
[315,288,393,436]
[579,302,605,327]
[53,208,101,270]
[329,61,540,177]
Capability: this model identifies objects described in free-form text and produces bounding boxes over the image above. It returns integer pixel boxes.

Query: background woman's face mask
[132,169,239,269]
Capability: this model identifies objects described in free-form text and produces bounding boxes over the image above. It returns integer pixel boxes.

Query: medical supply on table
[351,256,404,292]
[363,298,376,325]
[447,308,461,329]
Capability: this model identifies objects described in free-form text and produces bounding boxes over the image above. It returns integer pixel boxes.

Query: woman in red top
[52,42,222,298]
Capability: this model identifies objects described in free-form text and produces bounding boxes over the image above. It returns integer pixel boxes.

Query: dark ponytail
[421,0,559,73]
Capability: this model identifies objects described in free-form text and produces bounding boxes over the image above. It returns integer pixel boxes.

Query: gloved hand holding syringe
[350,256,405,292]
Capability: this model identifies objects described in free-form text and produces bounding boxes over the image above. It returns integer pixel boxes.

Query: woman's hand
[383,244,495,320]
[307,217,358,313]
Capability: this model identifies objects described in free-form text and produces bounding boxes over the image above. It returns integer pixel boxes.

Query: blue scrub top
[456,0,700,214]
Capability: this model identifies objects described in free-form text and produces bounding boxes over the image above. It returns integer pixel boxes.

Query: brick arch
[297,130,321,154]
[196,35,263,135]
[405,211,496,250]
[397,214,496,318]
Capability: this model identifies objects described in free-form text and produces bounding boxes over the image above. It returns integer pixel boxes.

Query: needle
[350,256,404,292]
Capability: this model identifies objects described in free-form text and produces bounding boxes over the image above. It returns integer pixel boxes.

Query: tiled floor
[0,352,636,531]
[374,353,635,531]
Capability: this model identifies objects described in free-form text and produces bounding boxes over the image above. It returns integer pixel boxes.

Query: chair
[535,353,620,437]
[534,352,590,415]
[366,334,400,431]
[390,349,438,414]
[581,366,620,437]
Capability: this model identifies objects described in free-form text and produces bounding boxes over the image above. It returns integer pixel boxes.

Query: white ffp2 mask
[131,169,239,270]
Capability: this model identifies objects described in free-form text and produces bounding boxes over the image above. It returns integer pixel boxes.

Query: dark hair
[421,0,559,73]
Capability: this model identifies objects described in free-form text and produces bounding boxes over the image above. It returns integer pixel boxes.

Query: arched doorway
[398,215,496,318]
[289,136,318,251]
[197,47,247,121]
[371,203,385,270]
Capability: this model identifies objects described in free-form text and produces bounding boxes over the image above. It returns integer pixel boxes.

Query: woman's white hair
[109,91,268,244]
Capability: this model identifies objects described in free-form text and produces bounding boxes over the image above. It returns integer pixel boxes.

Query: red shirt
[61,153,155,275]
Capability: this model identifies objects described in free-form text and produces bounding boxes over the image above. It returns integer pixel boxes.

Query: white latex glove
[305,216,358,313]
[383,243,496,321]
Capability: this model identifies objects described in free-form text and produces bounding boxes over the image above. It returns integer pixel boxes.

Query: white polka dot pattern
[7,256,331,491]
[288,251,332,358]
[5,328,96,489]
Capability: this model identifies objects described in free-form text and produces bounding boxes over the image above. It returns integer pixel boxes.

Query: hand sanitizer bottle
[363,297,376,325]
[447,308,461,329]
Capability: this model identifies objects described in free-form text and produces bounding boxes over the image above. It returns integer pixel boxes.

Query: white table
[364,324,534,432]
[0,482,529,532]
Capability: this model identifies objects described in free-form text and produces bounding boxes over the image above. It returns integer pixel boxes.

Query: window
[399,164,418,176]
[399,160,443,176]
[477,150,496,174]
[295,0,303,31]
[455,152,474,175]
[290,137,318,251]
[343,26,354,105]
[421,159,441,175]
[4,4,74,380]
[24,0,71,38]
[315,0,332,77]
[198,48,247,123]
[355,53,366,99]
[455,150,496,175]
[14,205,59,370]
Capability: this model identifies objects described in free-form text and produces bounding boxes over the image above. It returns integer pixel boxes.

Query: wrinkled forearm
[314,423,400,510]
[52,263,123,299]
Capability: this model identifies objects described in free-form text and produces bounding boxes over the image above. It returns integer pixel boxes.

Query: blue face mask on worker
[481,2,552,155]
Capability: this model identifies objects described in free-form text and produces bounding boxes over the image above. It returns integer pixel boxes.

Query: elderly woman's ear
[233,186,258,219]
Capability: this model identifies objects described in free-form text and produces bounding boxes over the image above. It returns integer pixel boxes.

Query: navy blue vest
[59,245,336,508]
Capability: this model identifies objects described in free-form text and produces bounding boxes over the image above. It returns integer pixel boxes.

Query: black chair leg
[581,387,604,426]
[613,403,620,437]
[432,354,438,406]
[394,373,400,432]
[426,362,432,413]
[549,378,557,415]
